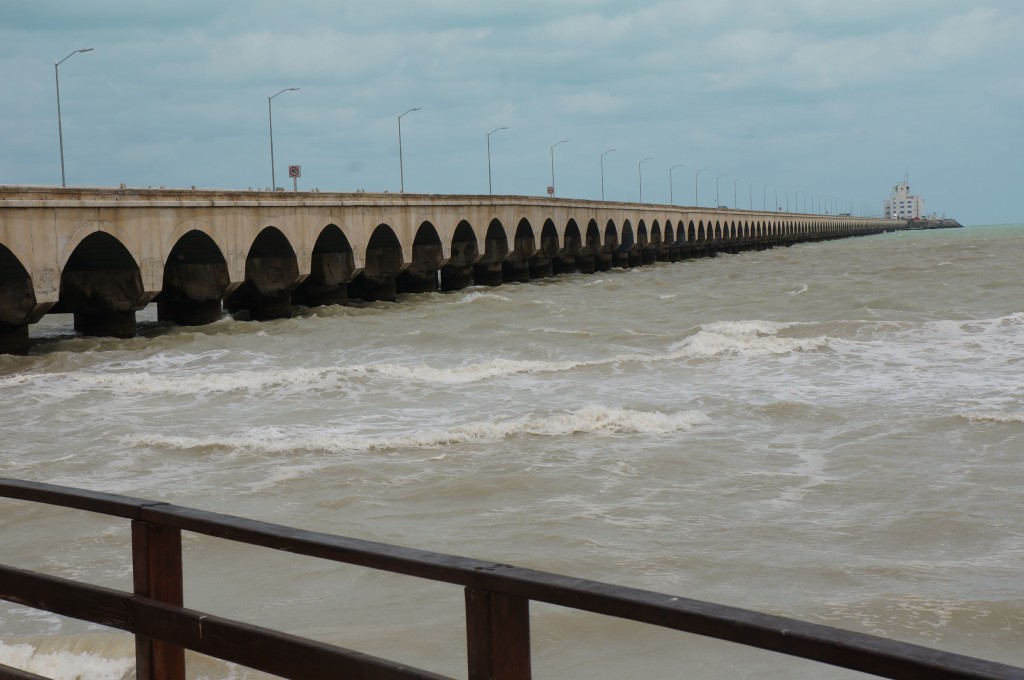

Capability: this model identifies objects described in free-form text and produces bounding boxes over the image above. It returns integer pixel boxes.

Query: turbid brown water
[1,224,1022,679]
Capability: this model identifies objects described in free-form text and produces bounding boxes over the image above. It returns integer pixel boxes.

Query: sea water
[1,224,1022,679]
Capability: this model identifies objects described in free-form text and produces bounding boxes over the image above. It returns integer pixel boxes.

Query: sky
[1,1,1022,226]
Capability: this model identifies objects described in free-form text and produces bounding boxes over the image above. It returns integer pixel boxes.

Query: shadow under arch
[528,218,557,279]
[557,218,583,274]
[0,244,37,354]
[504,218,536,283]
[397,221,444,294]
[441,220,479,291]
[473,219,508,287]
[226,226,300,320]
[157,229,229,326]
[601,219,619,270]
[52,231,145,337]
[617,220,635,268]
[350,223,405,302]
[293,224,356,307]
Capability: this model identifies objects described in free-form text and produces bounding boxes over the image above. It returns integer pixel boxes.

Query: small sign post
[288,165,301,191]
[546,186,554,197]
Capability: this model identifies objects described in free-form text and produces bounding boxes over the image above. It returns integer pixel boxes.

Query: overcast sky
[2,1,1021,225]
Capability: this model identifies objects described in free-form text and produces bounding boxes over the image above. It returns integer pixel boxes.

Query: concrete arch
[56,230,145,338]
[441,220,478,291]
[224,226,301,319]
[473,218,510,286]
[558,218,584,274]
[0,243,36,350]
[586,219,602,250]
[158,229,230,326]
[618,220,636,268]
[354,223,405,301]
[540,219,558,253]
[397,221,443,294]
[292,224,357,305]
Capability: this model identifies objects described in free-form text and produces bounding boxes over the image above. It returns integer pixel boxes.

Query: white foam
[122,406,709,455]
[0,642,132,680]
[1,320,830,397]
[960,411,1024,424]
[455,291,512,304]
[670,320,830,359]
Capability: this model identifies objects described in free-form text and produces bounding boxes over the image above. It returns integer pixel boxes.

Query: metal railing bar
[0,565,453,680]
[0,663,52,680]
[0,477,161,520]
[2,478,1022,679]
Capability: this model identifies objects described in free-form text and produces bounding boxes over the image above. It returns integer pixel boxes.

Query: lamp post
[716,173,728,208]
[733,176,745,209]
[695,168,708,207]
[55,48,93,187]
[600,148,615,200]
[748,179,758,211]
[398,107,421,193]
[669,164,683,204]
[638,157,652,202]
[268,87,299,191]
[486,126,508,195]
[550,139,568,197]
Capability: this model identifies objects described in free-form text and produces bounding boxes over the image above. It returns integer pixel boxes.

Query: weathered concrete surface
[0,185,906,353]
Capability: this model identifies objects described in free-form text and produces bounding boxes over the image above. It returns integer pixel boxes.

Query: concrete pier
[0,185,906,354]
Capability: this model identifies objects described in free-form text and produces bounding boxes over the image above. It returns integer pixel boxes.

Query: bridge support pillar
[572,253,594,274]
[74,310,137,338]
[350,274,397,302]
[397,269,439,294]
[247,292,292,320]
[440,265,474,291]
[473,263,503,287]
[0,323,29,355]
[527,257,552,279]
[595,253,613,271]
[552,254,576,275]
[613,251,630,268]
[502,259,531,283]
[157,299,223,326]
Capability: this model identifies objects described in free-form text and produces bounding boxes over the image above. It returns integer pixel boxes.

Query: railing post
[132,520,186,680]
[465,588,531,680]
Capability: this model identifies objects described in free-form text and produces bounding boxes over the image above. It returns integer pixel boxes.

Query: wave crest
[123,406,709,454]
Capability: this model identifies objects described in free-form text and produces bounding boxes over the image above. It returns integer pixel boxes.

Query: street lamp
[55,48,93,187]
[398,107,421,193]
[268,87,299,191]
[748,179,758,211]
[716,173,728,208]
[638,157,652,202]
[487,126,508,195]
[733,176,745,209]
[600,148,615,201]
[695,168,708,207]
[669,164,683,205]
[550,139,568,198]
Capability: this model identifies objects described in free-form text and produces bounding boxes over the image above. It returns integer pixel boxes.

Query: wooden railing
[1,478,1020,680]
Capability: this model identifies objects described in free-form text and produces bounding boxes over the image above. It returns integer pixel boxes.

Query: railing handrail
[1,477,1021,680]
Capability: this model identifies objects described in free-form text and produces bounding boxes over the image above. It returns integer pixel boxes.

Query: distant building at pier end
[884,180,924,220]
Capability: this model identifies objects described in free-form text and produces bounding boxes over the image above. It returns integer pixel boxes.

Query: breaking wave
[122,405,709,454]
[0,320,830,396]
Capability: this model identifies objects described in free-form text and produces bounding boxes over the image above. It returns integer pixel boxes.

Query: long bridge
[0,185,901,354]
